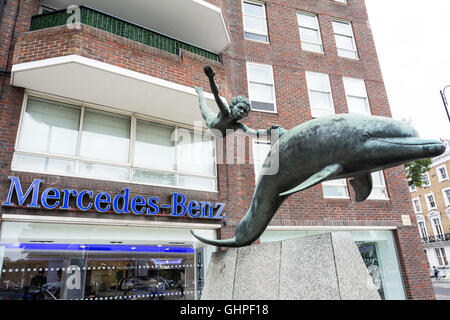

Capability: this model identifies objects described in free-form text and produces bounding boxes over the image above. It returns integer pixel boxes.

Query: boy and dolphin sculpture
[191,65,446,248]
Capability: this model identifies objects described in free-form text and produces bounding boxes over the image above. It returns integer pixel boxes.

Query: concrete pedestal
[200,232,380,300]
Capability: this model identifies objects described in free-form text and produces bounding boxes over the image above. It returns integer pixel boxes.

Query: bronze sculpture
[191,66,446,248]
[194,65,286,138]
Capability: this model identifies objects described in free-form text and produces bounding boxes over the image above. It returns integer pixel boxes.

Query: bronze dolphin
[190,114,446,247]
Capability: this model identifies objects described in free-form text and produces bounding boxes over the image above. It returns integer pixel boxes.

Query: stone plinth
[201,232,380,300]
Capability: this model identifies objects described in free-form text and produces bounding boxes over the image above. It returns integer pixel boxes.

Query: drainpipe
[0,1,5,22]
[0,0,21,99]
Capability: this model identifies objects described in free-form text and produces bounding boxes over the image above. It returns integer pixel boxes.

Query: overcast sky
[365,0,450,140]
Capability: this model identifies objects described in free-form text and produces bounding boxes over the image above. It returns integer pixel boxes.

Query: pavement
[432,277,450,300]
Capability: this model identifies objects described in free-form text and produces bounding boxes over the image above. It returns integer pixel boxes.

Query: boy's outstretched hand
[204,65,216,78]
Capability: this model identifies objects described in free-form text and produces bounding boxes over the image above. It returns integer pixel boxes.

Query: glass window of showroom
[13,95,217,192]
[0,222,216,300]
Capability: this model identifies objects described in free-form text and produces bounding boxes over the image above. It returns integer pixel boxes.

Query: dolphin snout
[423,142,446,157]
[373,137,446,158]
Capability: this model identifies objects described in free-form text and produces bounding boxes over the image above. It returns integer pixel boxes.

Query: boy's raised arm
[204,65,230,116]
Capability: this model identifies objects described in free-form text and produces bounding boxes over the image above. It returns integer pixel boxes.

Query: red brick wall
[0,0,436,299]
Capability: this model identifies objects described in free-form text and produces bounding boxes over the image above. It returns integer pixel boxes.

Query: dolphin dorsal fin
[349,174,373,202]
[279,164,343,197]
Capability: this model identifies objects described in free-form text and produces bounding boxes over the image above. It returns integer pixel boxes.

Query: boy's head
[229,96,251,120]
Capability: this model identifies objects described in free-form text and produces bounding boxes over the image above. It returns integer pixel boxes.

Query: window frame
[305,71,336,118]
[425,192,437,211]
[246,62,277,113]
[13,91,219,193]
[331,19,359,60]
[297,11,324,54]
[422,172,431,187]
[412,197,422,214]
[368,171,389,200]
[252,139,272,184]
[437,165,449,182]
[442,187,450,207]
[428,211,444,240]
[416,215,428,239]
[343,77,371,115]
[322,178,350,199]
[242,0,270,43]
[435,248,449,266]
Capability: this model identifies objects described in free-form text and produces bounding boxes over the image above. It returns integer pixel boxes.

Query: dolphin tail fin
[279,164,343,197]
[349,174,373,202]
[190,230,241,248]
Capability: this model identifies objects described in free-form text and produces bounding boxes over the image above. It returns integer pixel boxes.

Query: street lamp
[439,86,450,123]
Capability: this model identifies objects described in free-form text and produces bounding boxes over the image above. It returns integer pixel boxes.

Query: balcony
[38,0,229,53]
[31,6,220,61]
[421,233,450,243]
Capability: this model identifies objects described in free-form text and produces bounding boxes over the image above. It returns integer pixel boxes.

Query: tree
[404,159,432,188]
[399,118,434,188]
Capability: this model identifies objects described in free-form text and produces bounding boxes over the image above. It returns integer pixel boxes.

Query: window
[246,62,276,112]
[14,95,217,191]
[242,1,269,42]
[435,248,449,266]
[409,184,417,192]
[428,212,444,240]
[412,198,422,214]
[343,78,371,115]
[368,171,389,200]
[322,179,349,198]
[422,173,431,187]
[425,193,437,210]
[253,140,271,183]
[332,20,358,59]
[443,188,450,207]
[437,165,449,182]
[418,220,428,240]
[297,12,323,53]
[305,71,335,118]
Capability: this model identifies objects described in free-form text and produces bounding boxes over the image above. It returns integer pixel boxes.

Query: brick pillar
[395,226,436,299]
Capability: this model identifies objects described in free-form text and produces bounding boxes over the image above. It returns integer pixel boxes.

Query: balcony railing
[30,6,220,62]
[421,233,450,243]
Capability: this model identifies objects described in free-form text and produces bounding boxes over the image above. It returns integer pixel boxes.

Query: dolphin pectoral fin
[279,164,343,197]
[349,174,373,202]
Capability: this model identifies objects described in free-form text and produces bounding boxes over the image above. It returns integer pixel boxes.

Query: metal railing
[421,233,450,243]
[30,6,220,62]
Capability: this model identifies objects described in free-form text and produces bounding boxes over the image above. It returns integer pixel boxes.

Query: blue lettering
[147,197,159,215]
[112,188,130,214]
[94,193,111,213]
[170,193,186,216]
[41,188,60,210]
[215,203,226,219]
[60,189,77,210]
[200,201,214,218]
[76,190,93,211]
[2,177,42,208]
[188,200,200,218]
[131,196,146,215]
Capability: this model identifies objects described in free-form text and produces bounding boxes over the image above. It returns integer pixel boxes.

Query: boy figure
[194,65,287,138]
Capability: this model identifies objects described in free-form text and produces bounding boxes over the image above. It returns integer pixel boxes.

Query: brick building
[410,139,450,278]
[0,0,435,300]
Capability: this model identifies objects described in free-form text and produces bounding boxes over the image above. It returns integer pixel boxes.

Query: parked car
[118,276,166,299]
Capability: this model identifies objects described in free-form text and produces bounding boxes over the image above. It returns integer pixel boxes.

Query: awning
[11,55,221,126]
[39,0,230,53]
